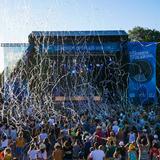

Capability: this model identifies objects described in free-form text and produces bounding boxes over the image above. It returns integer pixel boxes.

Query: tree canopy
[128,26,160,42]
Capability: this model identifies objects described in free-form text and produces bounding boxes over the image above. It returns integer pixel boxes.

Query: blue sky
[0,0,160,72]
[0,0,160,43]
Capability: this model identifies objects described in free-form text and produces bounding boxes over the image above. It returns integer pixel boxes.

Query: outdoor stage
[1,30,157,106]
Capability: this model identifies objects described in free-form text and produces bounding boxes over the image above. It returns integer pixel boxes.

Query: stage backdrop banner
[128,42,157,105]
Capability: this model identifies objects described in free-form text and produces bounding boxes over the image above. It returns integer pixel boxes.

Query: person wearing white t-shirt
[89,143,105,160]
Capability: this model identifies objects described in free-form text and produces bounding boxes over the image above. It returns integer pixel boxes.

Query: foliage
[128,26,160,42]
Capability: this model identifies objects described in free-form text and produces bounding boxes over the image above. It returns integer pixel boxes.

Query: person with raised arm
[136,132,150,160]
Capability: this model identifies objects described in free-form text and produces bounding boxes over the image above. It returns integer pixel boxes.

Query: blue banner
[38,42,121,54]
[128,42,157,105]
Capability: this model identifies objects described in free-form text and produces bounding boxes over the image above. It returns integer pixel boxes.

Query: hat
[154,134,158,139]
[96,126,101,129]
[54,143,61,149]
[39,143,46,150]
[119,141,124,146]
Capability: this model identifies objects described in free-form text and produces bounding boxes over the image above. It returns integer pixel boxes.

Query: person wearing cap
[37,143,47,160]
[52,143,63,160]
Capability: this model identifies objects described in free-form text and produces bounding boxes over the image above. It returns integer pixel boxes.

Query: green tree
[128,26,160,42]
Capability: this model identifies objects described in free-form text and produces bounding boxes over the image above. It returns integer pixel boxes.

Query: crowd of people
[0,99,160,160]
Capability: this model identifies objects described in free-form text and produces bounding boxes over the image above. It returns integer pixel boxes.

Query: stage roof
[30,30,128,38]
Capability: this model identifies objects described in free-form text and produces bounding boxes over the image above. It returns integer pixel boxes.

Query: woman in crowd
[128,143,137,160]
[136,133,150,160]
